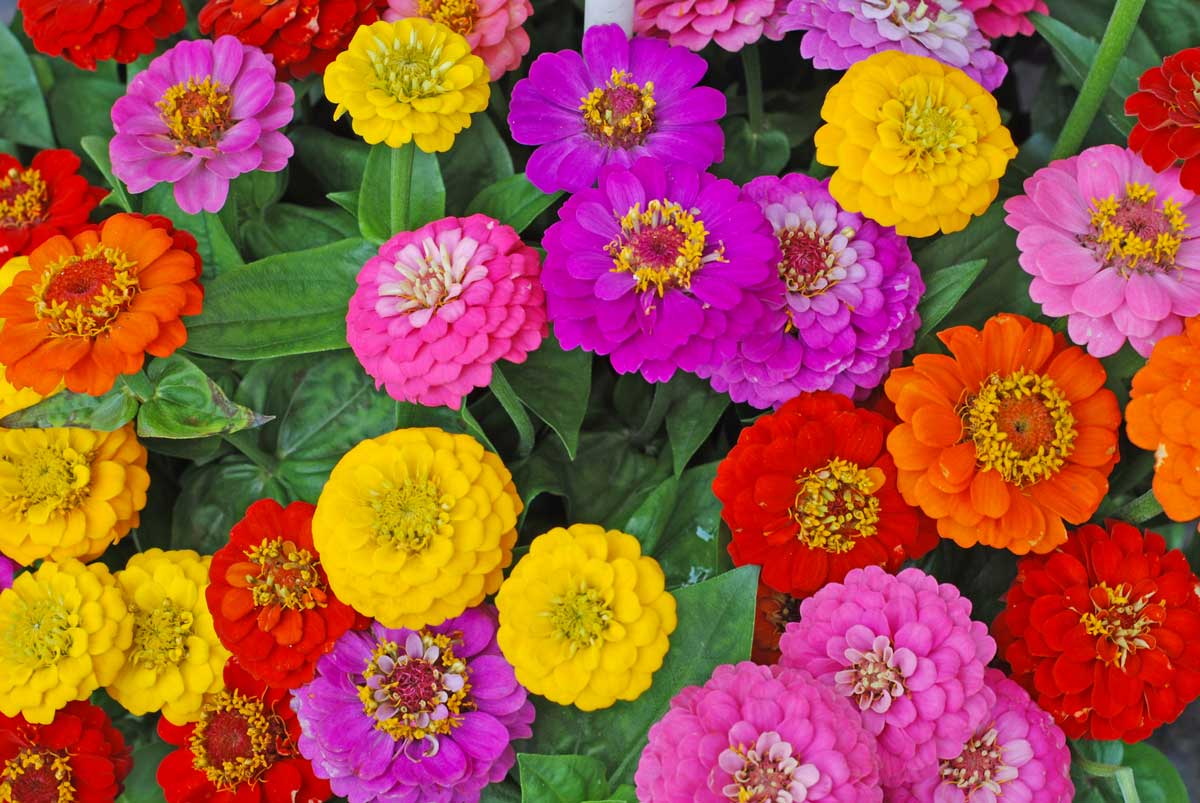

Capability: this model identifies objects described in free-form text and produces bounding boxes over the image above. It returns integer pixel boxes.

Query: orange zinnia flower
[884,313,1121,554]
[0,213,203,397]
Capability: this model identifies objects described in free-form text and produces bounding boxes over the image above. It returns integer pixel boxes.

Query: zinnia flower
[323,18,490,152]
[633,0,777,51]
[961,0,1048,38]
[0,556,13,592]
[17,0,184,69]
[0,213,204,397]
[384,0,531,80]
[0,259,56,419]
[815,51,1017,237]
[542,156,781,383]
[1126,316,1200,521]
[107,549,230,725]
[347,214,547,410]
[884,313,1121,554]
[752,582,801,664]
[507,23,725,194]
[0,559,132,724]
[1127,47,1200,194]
[207,499,358,689]
[199,0,386,81]
[0,701,132,803]
[635,661,882,803]
[1004,145,1200,358]
[780,566,996,786]
[993,521,1200,742]
[156,660,331,803]
[709,173,924,407]
[109,36,295,215]
[0,149,106,265]
[776,0,1007,90]
[0,425,149,566]
[495,524,677,711]
[293,607,535,803]
[313,427,520,630]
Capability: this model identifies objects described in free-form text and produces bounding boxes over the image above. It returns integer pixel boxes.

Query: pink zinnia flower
[634,0,778,51]
[383,0,532,80]
[961,0,1048,38]
[635,661,882,803]
[779,566,996,788]
[347,214,548,410]
[1004,144,1200,358]
[109,36,293,215]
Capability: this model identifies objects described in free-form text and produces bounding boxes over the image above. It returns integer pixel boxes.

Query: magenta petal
[218,118,262,153]
[174,165,231,214]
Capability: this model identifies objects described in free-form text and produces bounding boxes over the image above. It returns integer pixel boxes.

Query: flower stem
[742,46,764,132]
[1115,488,1163,524]
[1049,0,1147,162]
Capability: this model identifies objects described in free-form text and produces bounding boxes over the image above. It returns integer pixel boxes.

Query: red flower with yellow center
[207,499,358,689]
[0,151,106,266]
[993,521,1200,742]
[713,391,937,598]
[0,213,203,397]
[1127,47,1200,193]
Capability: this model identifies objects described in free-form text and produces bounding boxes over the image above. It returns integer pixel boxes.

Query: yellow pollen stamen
[940,726,1008,794]
[878,74,980,174]
[367,28,455,103]
[235,538,328,612]
[1,597,75,669]
[358,632,473,746]
[579,69,656,148]
[1076,581,1165,669]
[158,77,232,149]
[1088,182,1189,274]
[789,458,884,554]
[370,479,453,553]
[0,167,48,229]
[0,748,75,803]
[607,199,725,297]
[188,689,286,790]
[4,443,92,523]
[130,600,193,669]
[548,586,613,651]
[418,0,478,34]
[32,243,140,338]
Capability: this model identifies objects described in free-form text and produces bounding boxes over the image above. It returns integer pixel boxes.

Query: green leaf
[136,355,271,439]
[517,754,610,803]
[490,365,537,456]
[440,110,514,213]
[290,125,369,191]
[1122,743,1189,803]
[1140,1,1200,54]
[141,185,245,276]
[115,735,171,803]
[241,203,359,260]
[607,785,637,803]
[0,24,54,148]
[621,463,722,588]
[171,458,290,553]
[47,75,122,151]
[327,190,359,215]
[80,135,133,212]
[358,142,446,242]
[0,384,139,430]
[499,333,592,459]
[913,258,988,351]
[467,174,562,234]
[663,373,729,475]
[479,782,522,803]
[712,117,791,185]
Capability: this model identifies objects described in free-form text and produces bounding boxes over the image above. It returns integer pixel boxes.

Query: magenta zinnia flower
[0,556,13,591]
[292,607,534,803]
[384,0,532,80]
[635,662,882,803]
[961,0,1048,38]
[1004,144,1200,358]
[776,0,1008,91]
[779,566,996,788]
[634,0,778,51]
[110,36,293,214]
[709,173,923,408]
[542,156,781,383]
[347,214,547,410]
[508,24,725,194]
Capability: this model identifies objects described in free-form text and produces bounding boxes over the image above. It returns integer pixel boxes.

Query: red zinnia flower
[751,582,802,665]
[18,0,185,70]
[993,521,1200,742]
[0,150,106,265]
[198,0,388,80]
[0,700,132,803]
[713,391,938,598]
[157,660,331,803]
[1127,47,1200,193]
[207,499,358,688]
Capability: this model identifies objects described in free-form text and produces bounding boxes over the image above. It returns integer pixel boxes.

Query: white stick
[583,0,634,36]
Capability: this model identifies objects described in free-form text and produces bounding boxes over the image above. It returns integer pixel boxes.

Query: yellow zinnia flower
[106,549,229,724]
[495,524,677,711]
[323,18,490,152]
[312,427,520,629]
[0,425,150,566]
[814,50,1018,237]
[0,559,132,723]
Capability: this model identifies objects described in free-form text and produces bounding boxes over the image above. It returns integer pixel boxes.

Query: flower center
[0,167,48,230]
[549,587,613,650]
[130,600,193,670]
[189,690,289,790]
[158,77,232,149]
[940,727,1019,795]
[418,0,478,34]
[579,69,656,149]
[873,0,944,25]
[718,732,820,803]
[368,34,453,103]
[378,234,483,319]
[0,598,74,669]
[0,749,74,803]
[777,224,856,298]
[882,75,978,173]
[762,590,802,637]
[1077,581,1166,669]
[835,634,912,712]
[33,244,140,338]
[358,631,473,753]
[6,444,91,521]
[790,458,884,554]
[227,538,329,613]
[369,479,453,553]
[962,370,1077,487]
[607,199,726,296]
[1088,182,1189,275]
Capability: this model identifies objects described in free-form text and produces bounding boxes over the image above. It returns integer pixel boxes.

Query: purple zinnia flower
[0,556,13,591]
[779,566,996,789]
[777,0,1008,91]
[542,156,782,383]
[110,35,294,214]
[292,606,535,803]
[708,173,924,408]
[507,23,725,194]
[635,662,882,803]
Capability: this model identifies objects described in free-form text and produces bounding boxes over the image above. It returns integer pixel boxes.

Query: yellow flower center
[32,243,140,338]
[1077,581,1165,669]
[5,443,91,522]
[418,0,478,35]
[579,69,656,149]
[0,748,75,803]
[790,459,884,554]
[188,689,287,791]
[549,586,613,649]
[231,538,329,612]
[0,597,74,669]
[879,75,979,173]
[1088,182,1189,275]
[130,600,193,670]
[370,479,452,552]
[963,370,1077,487]
[0,167,48,230]
[939,727,1009,795]
[607,199,726,296]
[366,29,457,103]
[778,224,856,298]
[158,77,232,149]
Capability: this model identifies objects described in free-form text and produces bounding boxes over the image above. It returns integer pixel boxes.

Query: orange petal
[108,311,160,354]
[1071,425,1119,468]
[28,235,77,272]
[911,403,963,448]
[273,610,304,645]
[931,441,977,493]
[145,319,187,357]
[1046,346,1106,401]
[982,314,1026,374]
[138,251,198,287]
[104,214,172,267]
[221,589,256,620]
[970,469,1011,518]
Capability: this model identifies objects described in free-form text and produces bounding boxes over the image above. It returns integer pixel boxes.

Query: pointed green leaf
[136,355,270,439]
[0,24,54,148]
[499,333,591,459]
[0,384,138,431]
[913,258,987,351]
[80,135,134,212]
[467,174,562,233]
[517,754,609,803]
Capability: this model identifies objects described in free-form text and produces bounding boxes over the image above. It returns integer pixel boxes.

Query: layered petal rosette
[0,150,106,265]
[961,0,1048,37]
[385,0,532,80]
[633,0,778,52]
[18,0,184,69]
[1127,47,1200,194]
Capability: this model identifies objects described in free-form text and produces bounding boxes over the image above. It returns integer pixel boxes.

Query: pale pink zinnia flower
[384,0,533,80]
[634,0,779,52]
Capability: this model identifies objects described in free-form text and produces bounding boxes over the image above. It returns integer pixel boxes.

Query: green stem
[1115,488,1163,524]
[1069,748,1141,803]
[221,433,278,473]
[742,46,764,132]
[1049,0,1147,161]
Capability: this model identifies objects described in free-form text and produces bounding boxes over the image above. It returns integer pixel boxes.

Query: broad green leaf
[47,75,122,151]
[358,142,446,242]
[0,24,54,148]
[80,135,133,212]
[0,385,138,431]
[141,184,245,275]
[608,786,637,803]
[136,355,270,439]
[662,373,729,475]
[490,365,537,456]
[517,754,610,803]
[554,430,674,526]
[290,125,369,191]
[171,456,292,553]
[1140,1,1200,55]
[500,333,592,458]
[327,190,359,215]
[467,174,562,234]
[712,117,791,186]
[441,110,514,213]
[913,258,987,351]
[1122,743,1189,803]
[621,462,722,588]
[479,782,522,803]
[241,203,359,260]
[115,735,171,803]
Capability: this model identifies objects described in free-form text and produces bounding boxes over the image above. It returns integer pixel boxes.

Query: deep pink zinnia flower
[635,662,882,803]
[384,0,532,80]
[961,0,1048,38]
[109,36,294,214]
[347,214,548,410]
[634,0,778,51]
[1004,144,1200,358]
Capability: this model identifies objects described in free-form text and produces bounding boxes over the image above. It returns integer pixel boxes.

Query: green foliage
[467,174,563,233]
[516,754,610,803]
[0,24,54,148]
[1071,740,1190,803]
[358,142,446,242]
[498,333,592,459]
[136,355,269,439]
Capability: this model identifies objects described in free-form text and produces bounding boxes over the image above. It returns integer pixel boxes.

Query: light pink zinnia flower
[634,0,778,52]
[1004,144,1200,358]
[347,214,547,410]
[961,0,1048,38]
[109,36,294,214]
[383,0,532,80]
[635,662,882,803]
